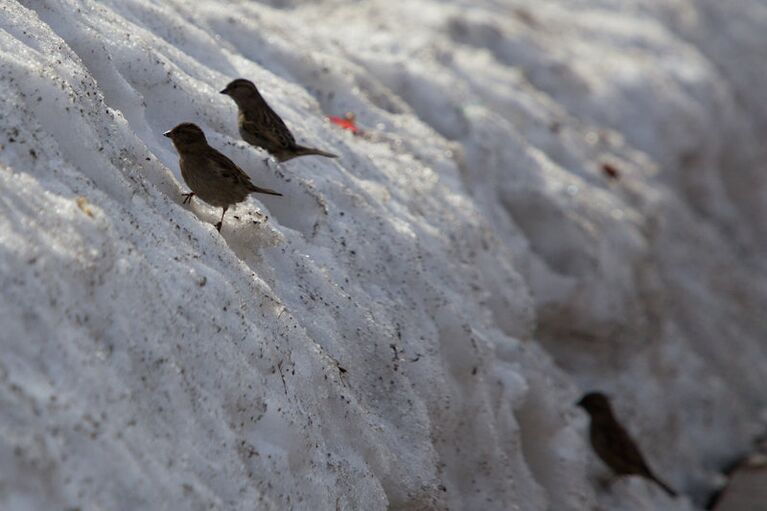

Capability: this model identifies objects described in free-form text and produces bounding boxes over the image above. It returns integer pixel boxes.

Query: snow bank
[1,0,766,509]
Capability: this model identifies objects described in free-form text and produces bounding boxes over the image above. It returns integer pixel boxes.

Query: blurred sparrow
[164,123,282,232]
[578,392,677,497]
[220,78,338,162]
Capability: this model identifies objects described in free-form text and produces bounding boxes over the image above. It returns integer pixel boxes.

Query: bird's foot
[215,221,223,232]
[182,192,195,205]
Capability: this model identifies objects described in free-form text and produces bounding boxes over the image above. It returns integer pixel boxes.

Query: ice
[1,0,767,510]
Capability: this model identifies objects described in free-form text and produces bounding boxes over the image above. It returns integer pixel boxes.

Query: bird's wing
[241,118,273,146]
[249,103,297,150]
[602,421,654,476]
[603,423,676,496]
[208,149,256,188]
[207,149,282,196]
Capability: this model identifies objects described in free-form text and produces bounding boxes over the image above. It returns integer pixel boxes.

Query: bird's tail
[293,145,338,159]
[651,475,677,498]
[249,184,282,196]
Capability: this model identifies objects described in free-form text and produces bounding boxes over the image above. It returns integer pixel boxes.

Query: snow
[1,0,767,510]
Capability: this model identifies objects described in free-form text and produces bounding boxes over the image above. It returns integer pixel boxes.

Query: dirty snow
[1,0,767,510]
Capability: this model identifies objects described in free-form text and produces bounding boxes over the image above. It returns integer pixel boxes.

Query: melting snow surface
[2,1,767,510]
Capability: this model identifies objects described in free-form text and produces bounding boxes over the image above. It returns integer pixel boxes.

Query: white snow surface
[2,1,767,510]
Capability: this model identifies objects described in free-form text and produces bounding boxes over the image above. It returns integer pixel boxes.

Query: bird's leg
[182,192,195,204]
[215,206,228,232]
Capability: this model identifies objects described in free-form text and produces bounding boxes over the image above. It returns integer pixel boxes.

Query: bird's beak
[163,130,172,138]
[219,88,228,95]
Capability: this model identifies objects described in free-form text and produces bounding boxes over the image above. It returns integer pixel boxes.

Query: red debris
[601,162,620,180]
[329,112,359,134]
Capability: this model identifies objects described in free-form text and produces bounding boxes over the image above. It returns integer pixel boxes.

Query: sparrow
[577,392,678,498]
[163,123,282,232]
[220,78,338,162]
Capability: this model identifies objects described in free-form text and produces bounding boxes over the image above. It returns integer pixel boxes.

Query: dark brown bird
[578,392,677,498]
[164,123,282,232]
[220,78,338,162]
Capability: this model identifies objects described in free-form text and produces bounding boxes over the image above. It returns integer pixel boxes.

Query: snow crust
[2,1,767,509]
